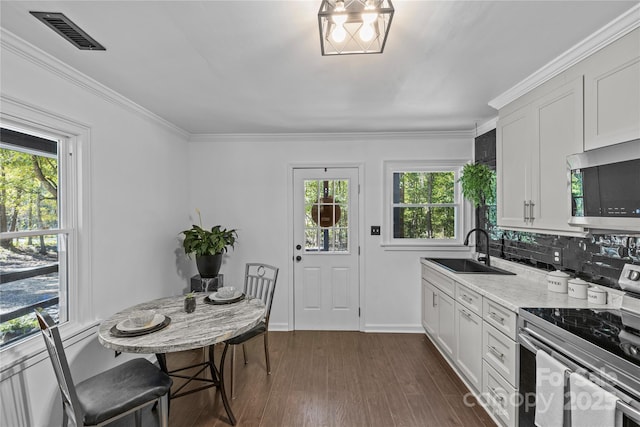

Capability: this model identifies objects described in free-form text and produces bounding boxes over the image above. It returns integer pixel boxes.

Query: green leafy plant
[458,163,496,208]
[181,210,237,257]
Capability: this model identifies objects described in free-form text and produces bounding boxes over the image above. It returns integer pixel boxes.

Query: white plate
[116,314,165,332]
[210,291,242,301]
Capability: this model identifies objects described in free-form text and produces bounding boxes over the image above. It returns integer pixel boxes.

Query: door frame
[287,162,365,331]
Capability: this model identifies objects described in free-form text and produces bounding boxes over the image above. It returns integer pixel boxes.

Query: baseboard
[267,323,291,332]
[363,324,425,333]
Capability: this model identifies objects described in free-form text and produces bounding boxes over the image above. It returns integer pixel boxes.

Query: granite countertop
[421,257,623,313]
[98,293,266,354]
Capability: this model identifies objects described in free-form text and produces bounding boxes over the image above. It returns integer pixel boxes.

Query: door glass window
[304,179,349,252]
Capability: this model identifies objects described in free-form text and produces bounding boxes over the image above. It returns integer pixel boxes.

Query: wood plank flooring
[115,331,496,426]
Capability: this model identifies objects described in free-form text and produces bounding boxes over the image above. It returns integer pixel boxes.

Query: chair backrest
[35,311,84,426]
[243,263,279,325]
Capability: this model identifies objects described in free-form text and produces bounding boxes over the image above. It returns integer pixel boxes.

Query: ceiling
[1,1,637,135]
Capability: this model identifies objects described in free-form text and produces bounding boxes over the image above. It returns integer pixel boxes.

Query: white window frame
[0,97,94,379]
[382,160,472,249]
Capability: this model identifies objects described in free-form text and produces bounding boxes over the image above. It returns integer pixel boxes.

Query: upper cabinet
[497,77,584,234]
[584,29,640,151]
[495,27,639,235]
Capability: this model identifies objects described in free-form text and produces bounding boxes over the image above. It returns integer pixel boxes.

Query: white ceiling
[1,1,637,135]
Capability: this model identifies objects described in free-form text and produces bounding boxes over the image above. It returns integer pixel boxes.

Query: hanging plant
[458,163,495,208]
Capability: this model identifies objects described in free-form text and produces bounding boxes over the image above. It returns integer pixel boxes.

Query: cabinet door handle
[461,309,472,319]
[433,293,437,307]
[523,200,531,223]
[488,386,504,403]
[529,200,535,223]
[461,294,472,303]
[489,311,505,325]
[489,345,505,360]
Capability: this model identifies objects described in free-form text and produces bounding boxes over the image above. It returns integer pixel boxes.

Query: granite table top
[98,293,266,354]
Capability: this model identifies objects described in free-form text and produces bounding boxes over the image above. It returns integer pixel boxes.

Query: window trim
[382,159,472,249]
[0,96,93,378]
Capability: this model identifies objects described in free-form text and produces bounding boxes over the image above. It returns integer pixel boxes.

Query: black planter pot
[196,254,223,278]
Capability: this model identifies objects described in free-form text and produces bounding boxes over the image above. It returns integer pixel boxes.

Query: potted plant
[458,162,495,208]
[181,210,237,278]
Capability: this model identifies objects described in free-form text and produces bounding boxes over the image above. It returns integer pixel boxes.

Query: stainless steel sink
[427,258,516,275]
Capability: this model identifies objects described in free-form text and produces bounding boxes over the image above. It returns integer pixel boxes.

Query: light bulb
[332,25,347,42]
[360,0,377,42]
[359,23,374,42]
[331,1,347,43]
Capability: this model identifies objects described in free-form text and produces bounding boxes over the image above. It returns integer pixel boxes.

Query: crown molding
[475,117,497,137]
[1,28,189,140]
[489,4,640,110]
[189,129,475,143]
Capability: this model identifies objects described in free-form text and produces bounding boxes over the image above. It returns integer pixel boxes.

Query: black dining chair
[35,311,172,427]
[220,263,279,399]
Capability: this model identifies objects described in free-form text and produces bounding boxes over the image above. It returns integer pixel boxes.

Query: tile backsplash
[475,129,639,290]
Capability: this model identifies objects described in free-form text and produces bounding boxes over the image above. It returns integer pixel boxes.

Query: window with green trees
[393,171,456,239]
[0,128,66,348]
[384,160,466,246]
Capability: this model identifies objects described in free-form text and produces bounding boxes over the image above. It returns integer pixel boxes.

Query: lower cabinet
[455,302,483,391]
[422,261,521,427]
[436,291,456,360]
[483,361,518,427]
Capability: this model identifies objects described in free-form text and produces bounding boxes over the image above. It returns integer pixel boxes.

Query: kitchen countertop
[421,257,623,313]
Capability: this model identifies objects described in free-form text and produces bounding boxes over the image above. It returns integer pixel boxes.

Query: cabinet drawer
[456,283,482,315]
[483,361,517,427]
[483,299,517,340]
[483,323,518,386]
[422,264,455,297]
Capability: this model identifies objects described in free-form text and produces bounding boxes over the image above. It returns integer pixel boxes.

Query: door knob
[295,255,302,262]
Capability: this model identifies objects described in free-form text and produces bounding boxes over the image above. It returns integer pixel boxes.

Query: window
[383,160,470,248]
[304,178,350,253]
[0,128,69,349]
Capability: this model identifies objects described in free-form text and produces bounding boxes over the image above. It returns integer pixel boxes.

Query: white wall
[188,133,474,332]
[1,33,190,425]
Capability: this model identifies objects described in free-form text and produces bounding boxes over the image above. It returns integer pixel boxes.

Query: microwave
[567,139,640,233]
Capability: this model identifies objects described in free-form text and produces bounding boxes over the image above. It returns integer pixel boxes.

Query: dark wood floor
[115,331,496,426]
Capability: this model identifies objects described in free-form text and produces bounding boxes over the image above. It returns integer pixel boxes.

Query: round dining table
[98,293,266,425]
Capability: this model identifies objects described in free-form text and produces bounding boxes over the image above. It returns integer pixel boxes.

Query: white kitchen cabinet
[455,302,483,391]
[421,264,457,361]
[497,77,584,234]
[496,103,532,229]
[422,279,438,336]
[584,28,640,151]
[436,291,456,360]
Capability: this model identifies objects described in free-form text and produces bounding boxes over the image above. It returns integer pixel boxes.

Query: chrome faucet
[464,228,491,266]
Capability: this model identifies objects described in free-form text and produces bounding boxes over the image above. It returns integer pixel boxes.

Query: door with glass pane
[293,168,359,330]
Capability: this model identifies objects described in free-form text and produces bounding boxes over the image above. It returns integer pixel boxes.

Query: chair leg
[264,332,271,375]
[159,394,169,427]
[242,343,248,365]
[134,410,142,427]
[231,345,236,399]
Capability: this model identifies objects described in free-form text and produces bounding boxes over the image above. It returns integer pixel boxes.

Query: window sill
[0,320,100,381]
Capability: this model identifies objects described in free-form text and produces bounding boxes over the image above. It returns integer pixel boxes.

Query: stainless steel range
[518,263,640,427]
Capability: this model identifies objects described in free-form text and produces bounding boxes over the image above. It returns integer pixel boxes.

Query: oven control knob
[628,270,640,281]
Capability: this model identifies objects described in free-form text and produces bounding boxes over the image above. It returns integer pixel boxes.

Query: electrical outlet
[552,248,562,265]
[371,226,381,236]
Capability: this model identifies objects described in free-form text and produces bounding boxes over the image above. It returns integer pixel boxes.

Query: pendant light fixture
[318,0,394,56]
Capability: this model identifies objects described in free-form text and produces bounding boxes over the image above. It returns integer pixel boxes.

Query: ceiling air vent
[30,12,106,51]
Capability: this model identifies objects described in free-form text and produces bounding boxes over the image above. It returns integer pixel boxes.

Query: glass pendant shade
[318,0,394,55]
